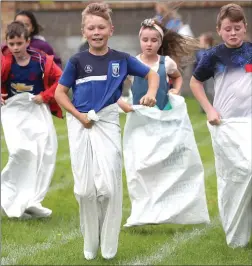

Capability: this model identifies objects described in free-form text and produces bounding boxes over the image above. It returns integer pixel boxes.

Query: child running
[14,10,62,68]
[120,18,210,228]
[1,21,62,218]
[120,18,199,112]
[190,3,252,248]
[54,2,159,261]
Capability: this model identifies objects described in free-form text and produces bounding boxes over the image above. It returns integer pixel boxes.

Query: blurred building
[1,1,252,94]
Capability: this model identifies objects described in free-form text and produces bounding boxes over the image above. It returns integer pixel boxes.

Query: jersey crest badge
[84,65,93,73]
[112,63,120,77]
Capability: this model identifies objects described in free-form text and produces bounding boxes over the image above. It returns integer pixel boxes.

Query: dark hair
[14,10,44,37]
[217,3,247,29]
[5,21,30,41]
[140,18,200,70]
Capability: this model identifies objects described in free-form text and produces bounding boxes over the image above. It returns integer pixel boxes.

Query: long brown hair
[140,18,200,70]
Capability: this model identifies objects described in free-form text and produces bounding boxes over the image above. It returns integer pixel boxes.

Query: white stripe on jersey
[76,75,107,85]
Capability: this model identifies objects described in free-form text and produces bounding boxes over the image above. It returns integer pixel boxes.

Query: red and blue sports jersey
[59,49,150,113]
[7,57,44,97]
[193,42,252,119]
[1,47,63,118]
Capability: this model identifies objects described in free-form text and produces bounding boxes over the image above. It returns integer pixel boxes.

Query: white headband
[139,19,164,40]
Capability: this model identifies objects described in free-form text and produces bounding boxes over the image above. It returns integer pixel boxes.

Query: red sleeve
[40,61,62,103]
[1,53,9,95]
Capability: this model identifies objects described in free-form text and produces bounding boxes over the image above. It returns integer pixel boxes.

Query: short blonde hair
[81,2,112,28]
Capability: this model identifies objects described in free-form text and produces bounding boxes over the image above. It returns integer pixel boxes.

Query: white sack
[1,93,57,218]
[66,104,122,258]
[123,93,210,227]
[208,119,252,247]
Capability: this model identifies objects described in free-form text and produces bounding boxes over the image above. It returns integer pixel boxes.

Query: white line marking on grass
[1,224,81,265]
[192,120,207,130]
[1,207,132,265]
[48,179,73,192]
[198,137,211,147]
[56,154,70,163]
[1,163,217,265]
[1,147,7,153]
[120,163,217,266]
[57,134,68,140]
[1,117,216,265]
[120,217,220,266]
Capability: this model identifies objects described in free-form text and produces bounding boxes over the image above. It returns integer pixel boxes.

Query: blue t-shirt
[193,42,252,118]
[194,49,206,71]
[7,57,44,97]
[59,49,150,113]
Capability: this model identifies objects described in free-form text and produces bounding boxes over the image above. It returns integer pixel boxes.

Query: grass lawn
[1,97,251,265]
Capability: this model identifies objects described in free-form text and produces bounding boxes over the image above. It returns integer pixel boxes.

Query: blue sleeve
[127,56,150,78]
[194,50,203,71]
[58,60,77,88]
[193,51,215,82]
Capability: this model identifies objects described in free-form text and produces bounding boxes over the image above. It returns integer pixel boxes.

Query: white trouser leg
[77,193,100,259]
[218,176,252,247]
[91,120,123,259]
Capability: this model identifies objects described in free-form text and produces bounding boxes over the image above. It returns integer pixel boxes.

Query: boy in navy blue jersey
[190,4,252,248]
[55,2,159,261]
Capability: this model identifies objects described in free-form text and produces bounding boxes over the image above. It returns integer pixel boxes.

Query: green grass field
[1,97,252,265]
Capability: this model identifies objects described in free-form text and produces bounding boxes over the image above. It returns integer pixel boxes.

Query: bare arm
[190,76,213,113]
[117,98,133,113]
[55,84,93,128]
[168,70,183,94]
[190,76,221,125]
[123,77,132,94]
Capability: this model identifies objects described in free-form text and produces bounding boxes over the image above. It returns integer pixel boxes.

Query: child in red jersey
[1,21,62,219]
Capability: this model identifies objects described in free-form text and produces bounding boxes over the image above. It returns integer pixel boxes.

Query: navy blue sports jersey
[59,49,150,113]
[193,42,252,118]
[7,57,44,97]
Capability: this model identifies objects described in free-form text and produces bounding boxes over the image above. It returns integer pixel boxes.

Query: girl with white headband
[120,19,210,228]
[119,18,198,111]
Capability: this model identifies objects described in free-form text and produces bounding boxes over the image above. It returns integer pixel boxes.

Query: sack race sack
[208,118,252,247]
[1,93,57,218]
[123,93,210,227]
[66,104,123,257]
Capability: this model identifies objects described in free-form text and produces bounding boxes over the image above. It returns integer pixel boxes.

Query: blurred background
[1,1,252,94]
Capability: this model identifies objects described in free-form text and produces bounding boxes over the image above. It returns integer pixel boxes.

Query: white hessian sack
[1,93,57,218]
[123,93,210,227]
[208,119,252,247]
